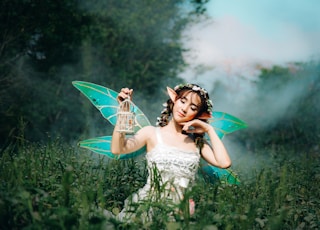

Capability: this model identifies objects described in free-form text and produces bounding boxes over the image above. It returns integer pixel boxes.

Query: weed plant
[0,139,319,229]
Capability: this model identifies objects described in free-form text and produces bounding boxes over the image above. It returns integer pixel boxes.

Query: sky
[181,0,320,88]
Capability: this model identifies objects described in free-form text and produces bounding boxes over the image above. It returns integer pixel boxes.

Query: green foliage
[0,0,88,71]
[0,0,209,145]
[0,0,94,144]
[1,140,319,229]
[0,139,146,229]
[81,0,190,92]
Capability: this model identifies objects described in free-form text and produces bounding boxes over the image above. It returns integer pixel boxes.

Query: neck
[168,119,183,133]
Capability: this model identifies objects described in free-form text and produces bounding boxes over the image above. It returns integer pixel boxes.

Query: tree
[0,0,209,145]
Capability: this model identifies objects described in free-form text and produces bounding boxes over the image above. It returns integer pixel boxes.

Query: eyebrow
[181,96,200,108]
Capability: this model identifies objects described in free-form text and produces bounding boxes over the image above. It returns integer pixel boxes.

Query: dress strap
[155,127,163,144]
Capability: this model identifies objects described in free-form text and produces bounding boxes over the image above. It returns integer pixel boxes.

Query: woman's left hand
[180,119,211,134]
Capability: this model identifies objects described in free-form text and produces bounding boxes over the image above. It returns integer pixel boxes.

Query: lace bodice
[146,133,200,189]
[146,143,200,188]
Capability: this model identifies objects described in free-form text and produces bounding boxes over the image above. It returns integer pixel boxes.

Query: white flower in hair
[192,86,201,92]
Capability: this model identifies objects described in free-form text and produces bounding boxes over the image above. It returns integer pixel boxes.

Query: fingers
[181,120,209,134]
[184,127,204,134]
[117,88,133,103]
[181,122,197,133]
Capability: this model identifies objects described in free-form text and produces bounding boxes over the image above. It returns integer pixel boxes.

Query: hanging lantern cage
[116,97,136,134]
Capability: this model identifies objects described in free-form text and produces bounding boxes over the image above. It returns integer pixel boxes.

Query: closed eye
[191,106,198,111]
[180,97,199,111]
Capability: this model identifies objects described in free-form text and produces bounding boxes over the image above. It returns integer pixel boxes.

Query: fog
[179,42,319,178]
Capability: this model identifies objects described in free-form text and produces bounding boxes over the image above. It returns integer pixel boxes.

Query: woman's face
[172,91,202,123]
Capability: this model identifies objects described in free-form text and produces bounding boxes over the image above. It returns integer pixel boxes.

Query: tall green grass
[0,140,319,229]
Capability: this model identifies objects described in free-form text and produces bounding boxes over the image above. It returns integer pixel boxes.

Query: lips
[177,112,185,117]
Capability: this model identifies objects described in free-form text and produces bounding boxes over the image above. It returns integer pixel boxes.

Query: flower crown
[173,83,213,114]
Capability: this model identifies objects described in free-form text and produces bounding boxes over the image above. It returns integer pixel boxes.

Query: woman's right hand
[117,88,133,103]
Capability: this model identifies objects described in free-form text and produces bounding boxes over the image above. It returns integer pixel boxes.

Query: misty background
[179,0,320,172]
[1,0,319,177]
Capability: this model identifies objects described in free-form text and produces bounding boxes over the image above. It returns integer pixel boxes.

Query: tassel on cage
[116,96,135,134]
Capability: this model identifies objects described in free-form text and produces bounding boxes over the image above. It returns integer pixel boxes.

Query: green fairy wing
[72,81,150,130]
[199,111,247,184]
[199,159,240,185]
[200,159,240,185]
[72,81,150,158]
[209,111,248,139]
[78,136,146,160]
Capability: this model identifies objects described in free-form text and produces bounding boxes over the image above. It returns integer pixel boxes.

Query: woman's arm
[111,125,152,155]
[181,120,232,168]
[201,126,231,168]
[111,87,152,154]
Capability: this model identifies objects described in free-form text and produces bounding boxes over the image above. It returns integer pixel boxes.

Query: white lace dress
[116,127,201,222]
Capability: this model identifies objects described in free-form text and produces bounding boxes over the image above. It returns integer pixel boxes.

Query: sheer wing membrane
[209,111,248,139]
[72,81,150,158]
[72,81,151,128]
[79,136,146,160]
[72,81,119,124]
[200,111,248,184]
[200,159,240,185]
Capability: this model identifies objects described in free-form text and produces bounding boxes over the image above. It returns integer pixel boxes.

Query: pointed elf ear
[167,87,178,102]
[197,112,212,119]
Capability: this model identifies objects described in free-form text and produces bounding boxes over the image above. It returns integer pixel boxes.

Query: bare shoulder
[137,126,157,151]
[136,125,156,140]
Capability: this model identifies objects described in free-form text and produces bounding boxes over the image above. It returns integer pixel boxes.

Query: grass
[0,139,319,229]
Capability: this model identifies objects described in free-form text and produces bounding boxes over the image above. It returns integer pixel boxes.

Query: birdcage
[116,97,135,133]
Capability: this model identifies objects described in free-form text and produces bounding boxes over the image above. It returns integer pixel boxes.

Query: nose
[181,104,188,113]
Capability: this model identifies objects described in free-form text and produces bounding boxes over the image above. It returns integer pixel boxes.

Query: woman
[110,83,231,222]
